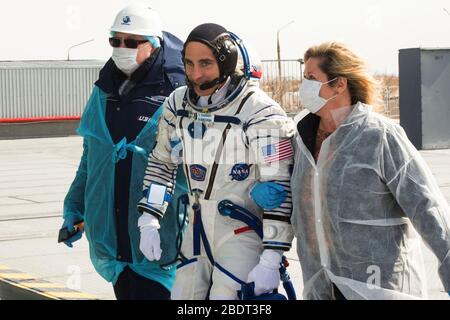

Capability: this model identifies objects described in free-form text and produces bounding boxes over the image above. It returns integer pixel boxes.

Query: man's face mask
[299,77,338,113]
[112,47,140,76]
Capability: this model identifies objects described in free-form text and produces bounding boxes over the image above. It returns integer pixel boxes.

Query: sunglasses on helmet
[109,37,148,49]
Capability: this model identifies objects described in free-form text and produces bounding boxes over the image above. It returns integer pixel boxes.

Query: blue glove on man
[61,215,83,248]
[250,182,287,210]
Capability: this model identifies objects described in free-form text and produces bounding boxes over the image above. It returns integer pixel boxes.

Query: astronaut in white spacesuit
[137,23,295,300]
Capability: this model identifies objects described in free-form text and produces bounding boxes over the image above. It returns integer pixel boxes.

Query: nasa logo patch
[230,163,250,181]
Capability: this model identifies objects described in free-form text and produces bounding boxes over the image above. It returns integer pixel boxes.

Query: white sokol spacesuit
[137,23,295,299]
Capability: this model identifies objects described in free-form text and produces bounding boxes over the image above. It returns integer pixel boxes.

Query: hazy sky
[1,0,449,74]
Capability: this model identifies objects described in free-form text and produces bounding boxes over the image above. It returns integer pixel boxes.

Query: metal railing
[260,59,303,114]
[382,86,399,120]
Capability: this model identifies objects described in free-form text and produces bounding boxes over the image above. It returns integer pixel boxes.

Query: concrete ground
[0,136,449,300]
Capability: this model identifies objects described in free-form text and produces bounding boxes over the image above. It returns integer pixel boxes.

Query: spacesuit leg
[171,256,212,300]
[209,223,262,300]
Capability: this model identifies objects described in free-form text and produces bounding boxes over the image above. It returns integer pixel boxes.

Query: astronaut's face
[184,41,221,96]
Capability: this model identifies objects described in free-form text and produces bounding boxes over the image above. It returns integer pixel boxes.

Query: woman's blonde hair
[304,42,381,106]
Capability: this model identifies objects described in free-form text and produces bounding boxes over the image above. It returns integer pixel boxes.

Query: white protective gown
[139,79,295,299]
[291,102,450,300]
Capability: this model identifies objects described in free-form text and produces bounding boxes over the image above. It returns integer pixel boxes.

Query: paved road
[0,136,449,299]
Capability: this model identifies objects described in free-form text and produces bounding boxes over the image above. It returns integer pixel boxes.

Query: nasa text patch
[230,163,250,181]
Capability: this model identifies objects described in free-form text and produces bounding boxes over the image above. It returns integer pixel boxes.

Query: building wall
[0,61,104,119]
[399,48,450,150]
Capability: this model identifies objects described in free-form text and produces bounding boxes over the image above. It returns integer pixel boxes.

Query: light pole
[67,39,95,61]
[276,20,294,106]
[277,20,294,80]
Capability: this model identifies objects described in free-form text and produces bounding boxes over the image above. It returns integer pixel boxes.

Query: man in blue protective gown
[60,4,187,300]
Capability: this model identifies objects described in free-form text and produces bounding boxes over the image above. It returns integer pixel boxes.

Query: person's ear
[336,77,347,94]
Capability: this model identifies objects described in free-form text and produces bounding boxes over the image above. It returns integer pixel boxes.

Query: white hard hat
[110,4,163,38]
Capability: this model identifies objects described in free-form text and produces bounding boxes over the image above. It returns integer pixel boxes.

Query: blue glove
[250,182,287,210]
[61,215,83,248]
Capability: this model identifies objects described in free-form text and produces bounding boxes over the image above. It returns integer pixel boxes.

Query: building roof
[0,60,106,69]
[399,47,450,52]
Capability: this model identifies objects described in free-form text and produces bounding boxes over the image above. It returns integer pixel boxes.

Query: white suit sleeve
[382,124,450,291]
[137,95,179,219]
[244,101,295,251]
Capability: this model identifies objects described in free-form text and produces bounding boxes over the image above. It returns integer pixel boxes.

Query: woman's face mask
[299,77,338,113]
[111,47,140,76]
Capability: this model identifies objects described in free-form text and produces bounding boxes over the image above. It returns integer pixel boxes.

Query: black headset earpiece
[211,34,238,81]
[216,37,235,60]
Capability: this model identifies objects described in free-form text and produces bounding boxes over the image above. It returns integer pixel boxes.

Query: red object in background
[0,116,81,123]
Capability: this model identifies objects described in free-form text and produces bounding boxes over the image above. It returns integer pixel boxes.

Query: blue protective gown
[63,32,188,290]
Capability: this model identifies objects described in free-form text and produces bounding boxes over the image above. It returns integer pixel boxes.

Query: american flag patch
[261,139,293,163]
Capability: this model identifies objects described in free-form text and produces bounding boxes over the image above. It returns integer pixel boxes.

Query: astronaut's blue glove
[61,215,83,248]
[250,182,287,210]
[448,291,450,297]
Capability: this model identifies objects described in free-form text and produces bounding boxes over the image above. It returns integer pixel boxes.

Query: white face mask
[112,47,140,76]
[299,77,338,113]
